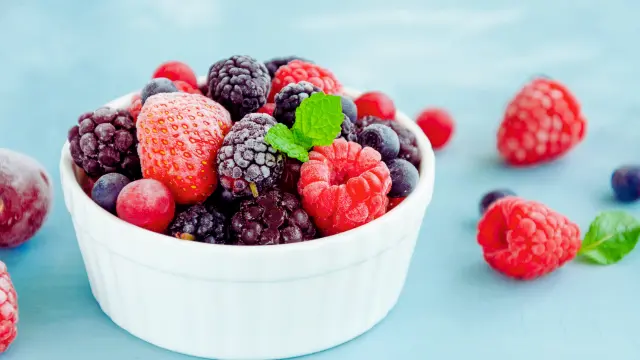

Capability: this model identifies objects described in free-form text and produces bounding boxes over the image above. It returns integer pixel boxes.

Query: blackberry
[356,116,421,167]
[273,81,322,127]
[338,114,357,142]
[230,188,317,245]
[207,55,271,121]
[279,157,302,194]
[264,56,311,79]
[68,107,141,179]
[217,113,284,197]
[168,204,229,244]
[205,185,241,216]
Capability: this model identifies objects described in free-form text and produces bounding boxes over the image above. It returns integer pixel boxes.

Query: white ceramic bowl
[59,84,436,360]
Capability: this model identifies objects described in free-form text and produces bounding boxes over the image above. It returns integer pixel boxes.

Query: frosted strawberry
[137,92,232,205]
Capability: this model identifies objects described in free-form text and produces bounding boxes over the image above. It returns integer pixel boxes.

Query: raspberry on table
[152,60,199,89]
[273,81,322,127]
[298,138,392,236]
[611,166,640,202]
[339,95,358,123]
[116,179,176,233]
[207,55,271,121]
[354,91,396,120]
[479,189,516,214]
[387,159,419,198]
[168,203,228,244]
[137,92,233,205]
[356,116,421,168]
[264,56,311,79]
[91,173,131,214]
[0,261,18,353]
[256,103,275,116]
[230,188,317,245]
[497,77,586,166]
[141,78,179,104]
[477,196,581,280]
[173,80,202,95]
[269,60,342,102]
[68,107,141,179]
[416,107,455,150]
[217,113,284,198]
[358,123,400,161]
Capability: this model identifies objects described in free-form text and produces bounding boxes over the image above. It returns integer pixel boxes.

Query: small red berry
[387,197,405,211]
[152,61,198,90]
[269,60,342,102]
[127,94,142,123]
[173,80,201,95]
[354,91,396,120]
[0,261,18,353]
[116,179,176,233]
[256,103,275,116]
[416,108,455,150]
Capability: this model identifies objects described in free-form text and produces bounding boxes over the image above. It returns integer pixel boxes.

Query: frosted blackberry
[217,113,284,197]
[356,116,421,167]
[68,107,141,179]
[273,81,322,127]
[168,204,229,244]
[338,114,357,142]
[207,55,271,121]
[264,56,311,78]
[230,189,317,245]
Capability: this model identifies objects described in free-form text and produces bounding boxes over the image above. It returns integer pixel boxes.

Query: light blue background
[1,0,639,359]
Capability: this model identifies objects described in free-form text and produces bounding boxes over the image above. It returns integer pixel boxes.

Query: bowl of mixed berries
[59,56,435,359]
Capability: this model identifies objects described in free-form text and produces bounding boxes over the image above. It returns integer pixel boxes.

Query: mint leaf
[578,211,640,265]
[264,123,309,162]
[292,92,343,147]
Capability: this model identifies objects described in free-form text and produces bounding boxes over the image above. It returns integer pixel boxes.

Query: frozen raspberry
[477,196,581,280]
[354,91,396,120]
[128,94,143,123]
[0,261,18,353]
[356,116,421,168]
[68,107,141,179]
[217,113,284,198]
[479,189,516,214]
[91,173,131,214]
[611,166,640,202]
[339,95,358,123]
[168,203,228,244]
[207,55,271,121]
[0,149,52,248]
[338,114,357,142]
[497,77,586,166]
[256,103,275,116]
[298,138,392,236]
[137,92,232,205]
[116,179,176,233]
[264,56,311,78]
[269,60,342,102]
[387,159,419,198]
[273,81,322,127]
[416,108,455,150]
[173,80,202,95]
[141,78,179,104]
[152,60,198,89]
[279,157,302,194]
[230,188,317,245]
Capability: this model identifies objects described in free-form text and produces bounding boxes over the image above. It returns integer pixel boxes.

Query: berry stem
[250,182,259,198]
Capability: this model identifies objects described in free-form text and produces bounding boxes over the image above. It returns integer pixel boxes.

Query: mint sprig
[265,92,343,162]
[578,210,640,265]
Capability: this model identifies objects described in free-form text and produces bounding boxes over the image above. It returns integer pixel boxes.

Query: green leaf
[264,123,309,162]
[578,211,640,265]
[292,92,344,147]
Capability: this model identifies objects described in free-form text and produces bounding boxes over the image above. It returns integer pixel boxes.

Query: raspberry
[168,203,228,244]
[273,81,322,127]
[416,108,455,150]
[477,197,581,280]
[230,188,317,245]
[173,80,202,95]
[68,107,141,179]
[207,55,271,121]
[137,92,232,205]
[152,61,198,89]
[298,138,392,236]
[217,113,284,197]
[497,77,586,166]
[0,261,18,353]
[256,103,275,116]
[356,116,421,168]
[269,60,342,102]
[116,179,176,233]
[354,91,396,120]
[264,56,311,78]
[128,94,143,123]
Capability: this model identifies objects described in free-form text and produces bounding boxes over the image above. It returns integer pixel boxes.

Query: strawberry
[497,77,587,166]
[137,93,232,205]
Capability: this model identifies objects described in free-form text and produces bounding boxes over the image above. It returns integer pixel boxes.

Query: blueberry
[611,166,640,202]
[479,189,515,214]
[141,78,178,104]
[358,124,400,161]
[340,95,358,123]
[387,159,419,198]
[91,173,131,213]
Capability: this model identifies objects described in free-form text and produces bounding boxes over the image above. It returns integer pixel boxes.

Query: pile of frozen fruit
[67,56,444,245]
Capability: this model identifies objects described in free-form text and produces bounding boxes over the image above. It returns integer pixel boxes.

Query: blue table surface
[2,0,640,359]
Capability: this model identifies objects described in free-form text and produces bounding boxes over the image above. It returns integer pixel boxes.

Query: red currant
[416,108,455,150]
[116,179,176,233]
[354,91,396,120]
